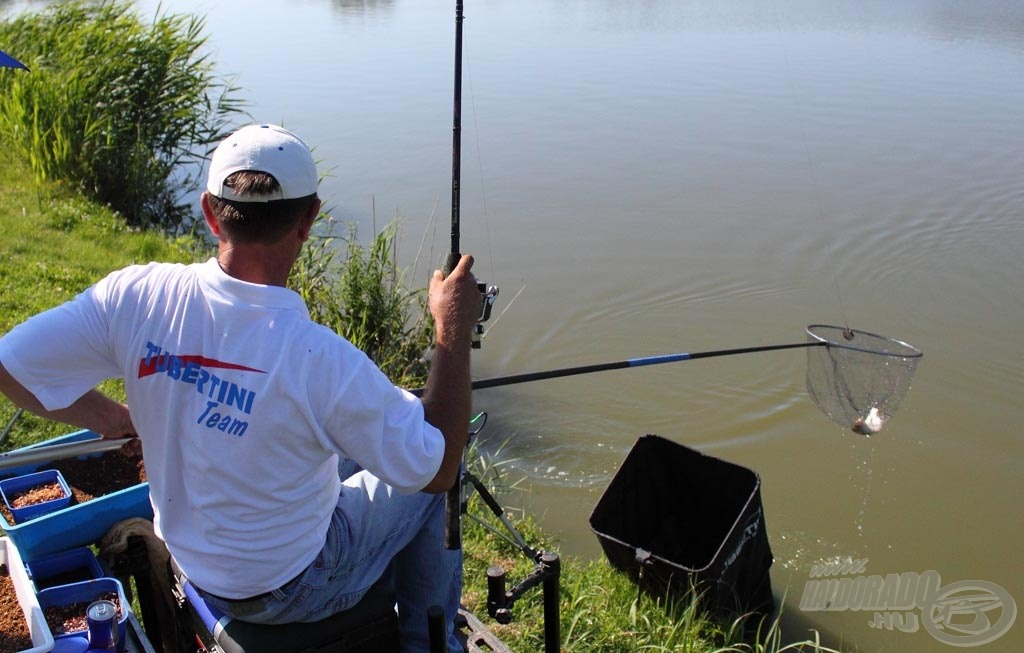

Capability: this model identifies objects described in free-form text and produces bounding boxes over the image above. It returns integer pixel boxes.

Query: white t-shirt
[0,259,444,597]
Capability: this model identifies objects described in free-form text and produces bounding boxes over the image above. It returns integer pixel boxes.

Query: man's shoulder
[93,260,195,296]
[105,260,196,283]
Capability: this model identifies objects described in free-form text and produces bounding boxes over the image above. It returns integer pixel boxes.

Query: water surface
[5,1,1022,649]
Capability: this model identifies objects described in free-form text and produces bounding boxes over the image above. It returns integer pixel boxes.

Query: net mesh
[805,325,922,435]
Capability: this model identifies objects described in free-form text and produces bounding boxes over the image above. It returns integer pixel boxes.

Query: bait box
[1,470,72,524]
[26,547,105,592]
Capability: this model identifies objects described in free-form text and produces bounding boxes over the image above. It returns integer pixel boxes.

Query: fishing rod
[0,407,23,446]
[444,1,498,338]
[443,0,499,554]
[442,0,468,556]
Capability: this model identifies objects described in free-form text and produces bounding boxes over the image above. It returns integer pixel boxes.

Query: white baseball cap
[206,124,318,202]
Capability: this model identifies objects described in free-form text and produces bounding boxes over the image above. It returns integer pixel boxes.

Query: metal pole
[541,553,561,653]
[0,436,132,472]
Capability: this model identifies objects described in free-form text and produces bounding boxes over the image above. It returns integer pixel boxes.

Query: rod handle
[443,251,461,277]
[442,248,463,551]
[444,472,462,550]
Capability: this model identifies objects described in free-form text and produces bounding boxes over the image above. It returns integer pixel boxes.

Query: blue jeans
[198,469,464,653]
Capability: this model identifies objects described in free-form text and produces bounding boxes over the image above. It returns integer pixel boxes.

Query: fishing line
[770,13,853,334]
[466,65,497,284]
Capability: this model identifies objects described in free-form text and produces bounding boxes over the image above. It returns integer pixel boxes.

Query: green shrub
[0,0,244,230]
[289,217,434,389]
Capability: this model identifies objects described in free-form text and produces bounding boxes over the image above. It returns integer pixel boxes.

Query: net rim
[805,324,923,359]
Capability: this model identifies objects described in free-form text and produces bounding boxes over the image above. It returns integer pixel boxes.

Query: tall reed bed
[0,1,243,231]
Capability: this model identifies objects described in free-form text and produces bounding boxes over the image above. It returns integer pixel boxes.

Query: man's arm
[419,254,481,493]
[0,362,136,439]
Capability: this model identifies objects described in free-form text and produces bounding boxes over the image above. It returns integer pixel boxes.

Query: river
[5,0,1023,650]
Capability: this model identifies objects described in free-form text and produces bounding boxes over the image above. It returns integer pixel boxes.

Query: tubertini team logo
[138,341,265,437]
[800,558,1016,647]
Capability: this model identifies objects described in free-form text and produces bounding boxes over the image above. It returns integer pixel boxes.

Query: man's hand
[421,254,482,492]
[1,362,138,444]
[429,254,482,350]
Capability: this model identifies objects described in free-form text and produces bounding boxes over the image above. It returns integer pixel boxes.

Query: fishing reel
[472,282,499,348]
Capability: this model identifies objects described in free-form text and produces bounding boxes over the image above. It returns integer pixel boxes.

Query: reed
[289,216,434,389]
[0,1,244,231]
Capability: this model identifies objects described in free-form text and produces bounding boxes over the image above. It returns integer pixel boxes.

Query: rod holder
[485,553,561,653]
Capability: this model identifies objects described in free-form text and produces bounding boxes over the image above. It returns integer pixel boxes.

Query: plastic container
[0,430,151,562]
[1,470,72,524]
[26,547,105,591]
[589,434,775,617]
[37,577,129,653]
[0,536,55,653]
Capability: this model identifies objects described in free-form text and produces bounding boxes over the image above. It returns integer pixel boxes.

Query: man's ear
[297,198,321,243]
[201,192,223,238]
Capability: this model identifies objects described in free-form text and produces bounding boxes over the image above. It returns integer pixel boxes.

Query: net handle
[409,341,824,396]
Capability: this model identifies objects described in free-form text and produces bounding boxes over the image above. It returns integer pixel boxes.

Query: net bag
[589,435,774,619]
[805,324,922,435]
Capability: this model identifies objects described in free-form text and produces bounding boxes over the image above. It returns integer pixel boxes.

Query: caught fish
[852,407,884,435]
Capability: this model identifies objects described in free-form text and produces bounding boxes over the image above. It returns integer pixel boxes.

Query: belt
[195,585,274,604]
[194,569,304,605]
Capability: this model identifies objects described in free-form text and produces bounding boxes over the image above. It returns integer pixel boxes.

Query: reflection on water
[5,0,1022,650]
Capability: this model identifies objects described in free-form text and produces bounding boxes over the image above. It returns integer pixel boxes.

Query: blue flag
[1,49,28,70]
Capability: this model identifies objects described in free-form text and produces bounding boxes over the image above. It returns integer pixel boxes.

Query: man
[0,124,482,652]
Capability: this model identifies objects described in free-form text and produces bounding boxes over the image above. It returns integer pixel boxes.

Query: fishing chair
[168,557,400,653]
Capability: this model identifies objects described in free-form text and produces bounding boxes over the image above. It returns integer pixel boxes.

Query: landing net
[805,324,923,435]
